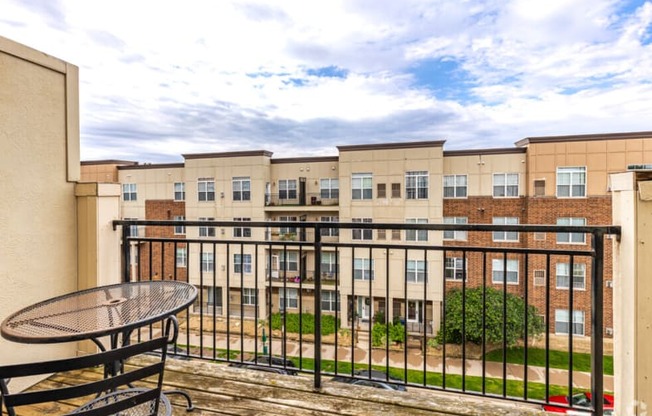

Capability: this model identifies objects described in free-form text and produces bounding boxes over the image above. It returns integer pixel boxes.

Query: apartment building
[82,130,652,339]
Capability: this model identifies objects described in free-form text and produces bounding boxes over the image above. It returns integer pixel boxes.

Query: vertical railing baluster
[314,224,322,388]
[591,232,604,416]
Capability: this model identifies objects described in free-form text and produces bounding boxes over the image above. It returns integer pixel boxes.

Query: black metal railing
[113,219,619,415]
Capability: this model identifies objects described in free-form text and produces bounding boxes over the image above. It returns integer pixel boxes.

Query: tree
[436,287,545,346]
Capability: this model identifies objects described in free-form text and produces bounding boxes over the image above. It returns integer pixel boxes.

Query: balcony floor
[15,355,551,416]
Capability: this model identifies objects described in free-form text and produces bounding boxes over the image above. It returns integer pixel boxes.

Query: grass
[484,347,614,375]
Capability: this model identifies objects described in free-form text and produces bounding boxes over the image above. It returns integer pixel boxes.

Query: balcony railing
[114,219,619,416]
[265,192,339,207]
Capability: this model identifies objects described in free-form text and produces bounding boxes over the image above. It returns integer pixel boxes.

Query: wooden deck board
[4,356,546,416]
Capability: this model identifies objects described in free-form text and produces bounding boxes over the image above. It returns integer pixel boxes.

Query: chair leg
[163,390,194,412]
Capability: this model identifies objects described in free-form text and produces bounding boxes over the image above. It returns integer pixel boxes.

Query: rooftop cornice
[183,150,273,160]
[337,140,445,152]
[271,156,339,164]
[516,131,652,147]
[81,160,139,166]
[444,147,526,157]
[118,162,184,170]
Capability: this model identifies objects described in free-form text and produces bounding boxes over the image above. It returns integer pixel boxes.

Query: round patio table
[0,281,197,347]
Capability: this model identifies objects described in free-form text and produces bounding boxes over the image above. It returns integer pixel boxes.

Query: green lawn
[484,347,614,375]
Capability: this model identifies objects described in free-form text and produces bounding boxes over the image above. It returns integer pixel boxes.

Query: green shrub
[389,322,405,344]
[436,287,545,346]
[371,323,387,346]
[270,313,340,336]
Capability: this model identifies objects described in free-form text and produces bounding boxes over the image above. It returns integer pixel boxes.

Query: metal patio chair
[0,335,171,416]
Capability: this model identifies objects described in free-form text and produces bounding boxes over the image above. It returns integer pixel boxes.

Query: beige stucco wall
[443,152,526,196]
[0,36,80,365]
[525,138,652,196]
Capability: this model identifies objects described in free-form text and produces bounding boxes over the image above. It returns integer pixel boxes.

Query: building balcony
[264,192,339,210]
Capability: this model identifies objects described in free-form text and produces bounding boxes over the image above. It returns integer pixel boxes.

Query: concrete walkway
[179,331,612,392]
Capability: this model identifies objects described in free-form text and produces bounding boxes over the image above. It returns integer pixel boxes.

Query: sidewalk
[182,331,612,392]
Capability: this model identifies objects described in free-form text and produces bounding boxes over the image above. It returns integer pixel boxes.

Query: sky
[1,0,651,163]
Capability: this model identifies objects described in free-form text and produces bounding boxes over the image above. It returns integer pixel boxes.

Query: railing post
[591,231,604,416]
[121,223,131,283]
[314,224,322,389]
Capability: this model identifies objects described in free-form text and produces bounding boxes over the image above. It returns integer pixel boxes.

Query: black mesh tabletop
[1,281,197,344]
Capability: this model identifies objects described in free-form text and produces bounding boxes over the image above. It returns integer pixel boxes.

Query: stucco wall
[0,36,80,365]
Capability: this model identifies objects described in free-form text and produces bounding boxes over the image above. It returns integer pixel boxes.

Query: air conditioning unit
[606,327,613,336]
[605,280,613,288]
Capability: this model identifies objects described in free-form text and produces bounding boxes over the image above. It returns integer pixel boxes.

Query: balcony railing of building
[265,192,339,207]
[113,219,620,416]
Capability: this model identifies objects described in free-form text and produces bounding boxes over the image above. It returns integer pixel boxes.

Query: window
[493,173,519,197]
[352,218,373,240]
[445,257,466,281]
[352,173,373,200]
[206,287,221,307]
[279,288,298,309]
[201,252,214,272]
[279,179,297,200]
[443,217,468,241]
[557,167,586,198]
[354,258,374,280]
[377,183,386,198]
[534,179,546,197]
[555,309,585,335]
[320,178,339,199]
[557,217,586,244]
[493,217,519,242]
[443,175,467,198]
[492,258,519,284]
[321,252,338,275]
[242,288,257,306]
[377,229,386,240]
[279,216,297,236]
[279,251,299,271]
[533,270,546,286]
[122,183,137,201]
[174,182,185,201]
[174,216,185,235]
[321,290,339,312]
[391,229,401,240]
[320,216,339,237]
[176,247,187,267]
[391,183,401,198]
[556,262,586,290]
[233,217,251,238]
[198,178,215,201]
[405,218,428,242]
[234,253,252,274]
[406,260,426,283]
[406,171,428,199]
[199,217,216,237]
[124,217,138,237]
[233,177,251,201]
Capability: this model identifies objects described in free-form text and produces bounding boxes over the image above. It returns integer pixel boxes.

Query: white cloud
[1,0,651,162]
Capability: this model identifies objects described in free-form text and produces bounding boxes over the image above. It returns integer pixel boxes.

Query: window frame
[234,253,252,274]
[321,252,338,275]
[354,258,374,280]
[321,290,339,312]
[279,251,299,272]
[280,288,298,309]
[493,173,519,198]
[233,217,252,238]
[405,218,428,242]
[555,262,586,290]
[556,167,587,198]
[445,257,466,281]
[174,215,185,235]
[320,216,339,237]
[122,183,137,201]
[555,309,585,336]
[443,175,467,198]
[351,173,373,200]
[492,258,519,284]
[197,178,215,202]
[406,171,429,199]
[352,218,373,241]
[199,217,216,237]
[279,216,298,236]
[176,247,187,268]
[174,182,185,201]
[556,217,587,244]
[320,178,339,199]
[201,252,214,273]
[242,288,257,306]
[232,176,251,201]
[406,259,426,283]
[443,217,468,241]
[278,179,298,200]
[492,217,519,242]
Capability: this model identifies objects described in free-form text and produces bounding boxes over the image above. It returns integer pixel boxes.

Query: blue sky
[1,0,651,162]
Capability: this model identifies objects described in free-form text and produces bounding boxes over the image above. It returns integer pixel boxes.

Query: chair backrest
[0,336,168,416]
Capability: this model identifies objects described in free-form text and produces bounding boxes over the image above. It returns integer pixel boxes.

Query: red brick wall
[136,200,187,282]
[443,195,614,338]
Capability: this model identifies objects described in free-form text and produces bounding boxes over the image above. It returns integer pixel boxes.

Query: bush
[270,313,340,336]
[371,322,405,346]
[436,287,545,347]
